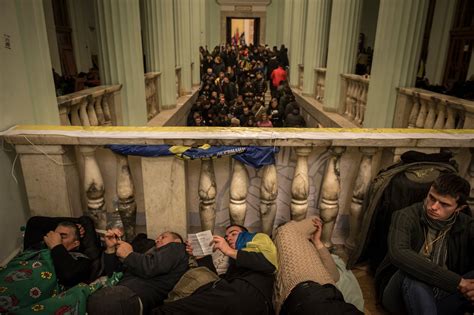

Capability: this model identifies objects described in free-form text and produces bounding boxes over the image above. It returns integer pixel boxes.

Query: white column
[175,0,192,94]
[364,0,429,127]
[190,0,202,85]
[282,0,294,47]
[15,0,59,124]
[95,0,147,125]
[424,0,456,85]
[302,0,331,95]
[42,0,62,75]
[67,0,93,73]
[289,0,306,87]
[142,0,177,109]
[324,0,363,112]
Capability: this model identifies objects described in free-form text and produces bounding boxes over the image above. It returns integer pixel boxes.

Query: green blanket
[0,249,121,314]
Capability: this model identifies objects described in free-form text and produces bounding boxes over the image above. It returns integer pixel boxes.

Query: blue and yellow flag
[107,144,278,169]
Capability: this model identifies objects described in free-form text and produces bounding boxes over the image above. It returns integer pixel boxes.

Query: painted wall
[0,0,58,263]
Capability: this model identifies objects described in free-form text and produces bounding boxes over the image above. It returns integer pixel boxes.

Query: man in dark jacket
[382,174,474,315]
[153,225,277,315]
[87,230,188,315]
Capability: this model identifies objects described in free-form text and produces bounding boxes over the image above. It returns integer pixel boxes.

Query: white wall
[207,0,221,48]
[0,0,58,263]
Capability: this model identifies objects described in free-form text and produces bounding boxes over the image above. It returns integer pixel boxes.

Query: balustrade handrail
[57,85,122,107]
[398,87,474,112]
[3,126,473,147]
[144,72,161,80]
[341,73,370,85]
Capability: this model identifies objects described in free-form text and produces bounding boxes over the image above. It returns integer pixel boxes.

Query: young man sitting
[382,173,474,315]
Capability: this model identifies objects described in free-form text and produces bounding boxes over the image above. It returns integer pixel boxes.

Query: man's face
[155,232,179,248]
[225,226,243,249]
[55,225,79,251]
[424,187,462,220]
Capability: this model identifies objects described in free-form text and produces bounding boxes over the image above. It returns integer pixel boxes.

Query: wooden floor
[352,265,388,315]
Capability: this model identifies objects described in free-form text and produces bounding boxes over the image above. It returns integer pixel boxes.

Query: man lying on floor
[274,216,363,315]
[0,217,99,314]
[153,224,278,315]
[87,229,188,315]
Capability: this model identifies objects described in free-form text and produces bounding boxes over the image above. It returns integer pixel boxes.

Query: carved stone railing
[298,64,304,90]
[314,68,326,101]
[57,85,122,126]
[145,72,161,121]
[3,126,473,250]
[393,87,474,129]
[341,74,370,126]
[176,67,182,98]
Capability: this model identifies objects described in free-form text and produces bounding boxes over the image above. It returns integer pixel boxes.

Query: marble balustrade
[341,74,370,126]
[57,85,122,126]
[393,88,474,129]
[4,127,473,250]
[314,68,326,102]
[145,72,161,121]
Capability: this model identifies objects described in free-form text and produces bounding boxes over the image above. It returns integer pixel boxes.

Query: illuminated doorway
[226,17,260,45]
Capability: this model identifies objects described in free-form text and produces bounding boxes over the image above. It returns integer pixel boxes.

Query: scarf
[420,206,457,267]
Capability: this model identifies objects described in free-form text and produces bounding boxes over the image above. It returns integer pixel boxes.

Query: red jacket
[271,67,287,87]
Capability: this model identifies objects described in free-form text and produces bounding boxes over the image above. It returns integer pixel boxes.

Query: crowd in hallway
[187,44,306,128]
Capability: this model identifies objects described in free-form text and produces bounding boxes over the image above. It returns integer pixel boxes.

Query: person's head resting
[155,231,184,249]
[55,221,81,251]
[225,224,249,249]
[425,173,470,220]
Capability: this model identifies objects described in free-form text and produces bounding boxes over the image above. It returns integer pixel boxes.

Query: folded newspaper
[188,230,214,256]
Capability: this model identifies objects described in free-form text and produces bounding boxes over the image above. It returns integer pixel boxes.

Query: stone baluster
[407,93,421,128]
[358,83,367,125]
[94,94,106,126]
[467,148,474,216]
[444,101,456,129]
[86,95,99,126]
[70,105,82,126]
[423,99,437,129]
[291,147,312,221]
[59,105,71,126]
[102,93,113,126]
[345,147,377,251]
[80,146,106,230]
[79,99,91,126]
[343,79,352,118]
[433,99,446,129]
[229,160,249,225]
[199,159,217,232]
[319,146,345,249]
[415,98,428,128]
[353,82,361,123]
[260,164,278,235]
[116,154,137,241]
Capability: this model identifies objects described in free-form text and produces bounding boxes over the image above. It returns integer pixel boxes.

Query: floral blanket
[0,249,121,314]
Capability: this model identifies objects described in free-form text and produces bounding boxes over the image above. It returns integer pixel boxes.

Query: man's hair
[432,173,471,206]
[57,221,80,241]
[225,224,249,232]
[167,231,184,243]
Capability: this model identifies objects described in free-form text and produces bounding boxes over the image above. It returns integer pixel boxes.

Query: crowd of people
[187,44,307,128]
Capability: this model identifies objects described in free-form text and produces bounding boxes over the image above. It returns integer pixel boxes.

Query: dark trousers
[280,281,363,315]
[153,279,271,315]
[383,270,474,315]
[87,285,142,315]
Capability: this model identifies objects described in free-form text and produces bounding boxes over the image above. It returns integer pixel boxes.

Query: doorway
[226,17,260,45]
